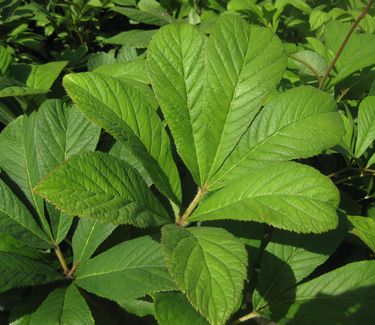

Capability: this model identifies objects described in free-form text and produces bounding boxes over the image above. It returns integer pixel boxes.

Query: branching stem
[319,0,373,90]
[177,184,207,226]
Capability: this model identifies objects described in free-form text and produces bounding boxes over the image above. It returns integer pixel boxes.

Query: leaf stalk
[319,0,373,90]
[177,184,207,226]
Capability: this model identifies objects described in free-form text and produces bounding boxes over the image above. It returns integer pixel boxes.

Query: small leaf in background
[259,261,375,324]
[290,50,327,78]
[153,292,209,325]
[162,225,248,325]
[355,96,375,158]
[0,46,12,75]
[29,285,94,325]
[118,298,154,317]
[102,29,156,48]
[72,218,116,266]
[74,236,175,301]
[192,162,339,234]
[348,215,375,252]
[26,61,67,90]
[253,218,346,311]
[35,152,170,228]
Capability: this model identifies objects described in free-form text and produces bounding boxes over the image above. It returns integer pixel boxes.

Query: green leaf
[0,114,51,236]
[0,233,44,259]
[118,298,154,317]
[147,23,207,184]
[309,10,331,30]
[348,215,375,252]
[191,162,339,234]
[26,61,67,90]
[74,236,175,301]
[94,60,150,84]
[87,51,116,71]
[35,152,170,228]
[253,220,346,311]
[290,50,327,78]
[355,96,375,158]
[0,84,47,98]
[204,15,287,181]
[0,46,12,75]
[161,225,248,325]
[209,86,344,188]
[30,285,94,325]
[260,261,375,324]
[34,99,100,179]
[112,1,175,26]
[0,101,16,125]
[63,72,181,204]
[72,218,116,265]
[0,179,50,248]
[0,252,60,293]
[153,292,209,325]
[323,21,375,84]
[102,30,157,48]
[47,204,72,245]
[367,152,375,167]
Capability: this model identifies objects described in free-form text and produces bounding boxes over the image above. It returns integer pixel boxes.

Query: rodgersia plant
[1,13,375,325]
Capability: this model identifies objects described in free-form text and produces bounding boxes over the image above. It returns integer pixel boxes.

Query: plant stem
[319,0,373,90]
[232,311,259,324]
[177,185,207,226]
[54,244,69,275]
[66,263,79,279]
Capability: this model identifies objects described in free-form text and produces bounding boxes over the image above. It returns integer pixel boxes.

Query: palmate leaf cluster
[0,2,375,325]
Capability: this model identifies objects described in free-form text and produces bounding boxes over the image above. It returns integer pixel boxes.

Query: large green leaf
[26,61,67,90]
[259,261,375,324]
[35,99,100,179]
[348,215,375,252]
[191,162,339,233]
[0,179,50,248]
[74,236,175,301]
[147,23,207,184]
[0,252,60,293]
[355,96,375,157]
[72,218,116,265]
[209,86,344,188]
[30,285,94,325]
[0,114,51,236]
[204,14,287,181]
[162,225,248,325]
[253,221,345,312]
[153,292,209,325]
[63,72,181,204]
[323,21,375,84]
[35,152,170,228]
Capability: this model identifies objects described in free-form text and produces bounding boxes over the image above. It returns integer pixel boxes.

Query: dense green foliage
[1,0,375,324]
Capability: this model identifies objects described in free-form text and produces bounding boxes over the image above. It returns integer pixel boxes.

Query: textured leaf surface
[348,215,375,252]
[30,285,94,325]
[72,218,116,265]
[191,162,339,233]
[0,252,60,293]
[204,15,287,180]
[35,99,100,179]
[162,225,248,325]
[74,236,175,301]
[355,96,375,157]
[94,60,149,84]
[0,114,50,235]
[153,292,208,325]
[0,46,12,75]
[147,23,207,184]
[0,179,50,248]
[26,61,67,90]
[260,261,375,324]
[63,72,181,204]
[209,86,344,188]
[35,152,169,227]
[253,222,345,311]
